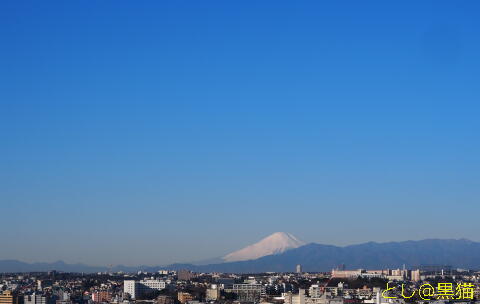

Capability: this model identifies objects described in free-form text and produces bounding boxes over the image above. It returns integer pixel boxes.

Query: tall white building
[124,280,137,299]
[296,264,302,273]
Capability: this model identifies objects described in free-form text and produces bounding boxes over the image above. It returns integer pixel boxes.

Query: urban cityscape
[1,264,480,304]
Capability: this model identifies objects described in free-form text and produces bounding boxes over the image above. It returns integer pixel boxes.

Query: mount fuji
[222,232,306,262]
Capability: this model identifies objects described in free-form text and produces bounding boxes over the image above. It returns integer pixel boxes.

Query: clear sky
[1,0,479,266]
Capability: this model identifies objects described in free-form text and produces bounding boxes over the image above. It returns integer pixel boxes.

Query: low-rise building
[231,284,266,303]
[123,279,166,299]
[177,292,193,304]
[0,291,18,304]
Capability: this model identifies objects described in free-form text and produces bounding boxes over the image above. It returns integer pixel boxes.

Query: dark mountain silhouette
[0,260,145,273]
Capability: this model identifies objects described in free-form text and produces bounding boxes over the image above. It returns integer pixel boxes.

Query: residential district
[1,266,480,304]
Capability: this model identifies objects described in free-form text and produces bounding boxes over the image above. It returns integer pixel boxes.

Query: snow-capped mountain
[222,232,306,262]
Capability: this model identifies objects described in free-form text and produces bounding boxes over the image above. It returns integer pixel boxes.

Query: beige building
[331,269,363,278]
[177,292,193,304]
[206,285,220,301]
[0,291,16,304]
[411,269,421,282]
[178,270,195,281]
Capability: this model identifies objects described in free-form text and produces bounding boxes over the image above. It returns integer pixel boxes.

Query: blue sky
[1,0,479,266]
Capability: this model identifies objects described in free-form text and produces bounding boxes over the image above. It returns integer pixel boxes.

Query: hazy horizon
[1,0,479,266]
[3,235,480,267]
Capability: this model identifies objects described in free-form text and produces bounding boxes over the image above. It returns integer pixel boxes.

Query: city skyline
[1,0,480,266]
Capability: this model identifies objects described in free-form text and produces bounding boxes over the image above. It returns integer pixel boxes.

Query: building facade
[177,292,193,304]
[24,294,49,304]
[232,284,266,302]
[91,291,111,303]
[206,285,220,301]
[123,279,166,299]
[0,291,17,304]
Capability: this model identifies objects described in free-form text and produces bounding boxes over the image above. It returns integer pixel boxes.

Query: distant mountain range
[2,235,480,273]
[167,238,480,273]
[0,260,106,273]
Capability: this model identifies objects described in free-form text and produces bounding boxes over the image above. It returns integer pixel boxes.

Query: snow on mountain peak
[222,232,306,262]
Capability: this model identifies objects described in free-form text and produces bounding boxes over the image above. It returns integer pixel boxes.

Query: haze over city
[1,0,480,268]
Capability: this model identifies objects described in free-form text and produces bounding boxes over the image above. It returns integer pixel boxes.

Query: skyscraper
[296,264,302,273]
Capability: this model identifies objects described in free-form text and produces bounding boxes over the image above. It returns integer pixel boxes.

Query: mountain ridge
[165,238,480,273]
[1,238,479,273]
